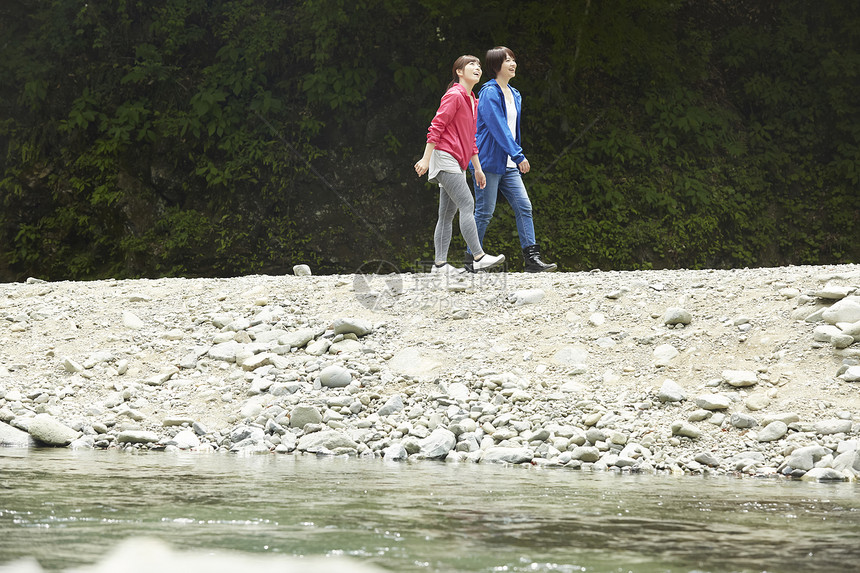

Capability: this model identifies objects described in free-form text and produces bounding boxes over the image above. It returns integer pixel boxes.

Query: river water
[1,448,859,572]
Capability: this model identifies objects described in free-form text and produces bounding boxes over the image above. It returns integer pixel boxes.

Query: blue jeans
[471,167,536,252]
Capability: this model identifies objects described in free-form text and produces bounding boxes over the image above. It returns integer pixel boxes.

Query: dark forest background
[1,0,858,281]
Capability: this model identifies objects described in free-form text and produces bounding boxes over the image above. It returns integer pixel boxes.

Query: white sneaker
[431,263,465,275]
[472,253,505,271]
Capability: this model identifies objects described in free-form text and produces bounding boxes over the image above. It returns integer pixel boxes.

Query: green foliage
[0,0,857,281]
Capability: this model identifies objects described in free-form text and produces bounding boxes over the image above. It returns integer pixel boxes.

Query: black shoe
[523,244,557,272]
[464,251,475,273]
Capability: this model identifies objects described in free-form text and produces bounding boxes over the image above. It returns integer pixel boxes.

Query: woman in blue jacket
[469,46,556,272]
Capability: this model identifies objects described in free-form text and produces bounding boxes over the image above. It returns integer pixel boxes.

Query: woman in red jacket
[414,55,506,274]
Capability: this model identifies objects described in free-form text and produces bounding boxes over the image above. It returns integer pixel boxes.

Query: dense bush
[0,0,857,280]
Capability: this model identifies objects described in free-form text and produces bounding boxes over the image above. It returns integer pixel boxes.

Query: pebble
[482,447,534,464]
[378,394,405,416]
[418,428,456,458]
[116,430,159,444]
[290,404,322,428]
[297,429,358,453]
[783,445,828,471]
[814,419,853,435]
[170,430,201,450]
[278,328,319,348]
[658,379,686,403]
[757,421,788,442]
[731,413,758,429]
[815,284,854,299]
[122,311,145,330]
[722,370,757,388]
[653,344,679,366]
[744,394,770,411]
[332,318,373,337]
[662,307,692,326]
[695,394,731,410]
[319,365,352,388]
[511,288,545,306]
[671,421,702,439]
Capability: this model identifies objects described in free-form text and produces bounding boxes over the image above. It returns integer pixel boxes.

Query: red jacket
[426,83,479,170]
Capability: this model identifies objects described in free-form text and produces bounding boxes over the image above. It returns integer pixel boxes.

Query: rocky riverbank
[1,263,860,481]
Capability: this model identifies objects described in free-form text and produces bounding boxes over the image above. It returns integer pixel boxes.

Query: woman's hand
[518,158,531,174]
[474,168,486,189]
[415,142,435,176]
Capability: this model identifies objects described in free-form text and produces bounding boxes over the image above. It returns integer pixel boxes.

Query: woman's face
[498,55,517,81]
[457,60,482,86]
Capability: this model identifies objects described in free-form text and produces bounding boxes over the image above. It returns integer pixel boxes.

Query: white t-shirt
[428,148,463,184]
[505,95,518,169]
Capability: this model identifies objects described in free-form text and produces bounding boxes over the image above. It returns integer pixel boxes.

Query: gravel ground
[1,263,859,480]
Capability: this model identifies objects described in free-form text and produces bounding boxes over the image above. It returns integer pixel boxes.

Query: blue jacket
[475,79,526,174]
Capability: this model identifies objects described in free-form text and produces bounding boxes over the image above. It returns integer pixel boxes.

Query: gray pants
[434,170,482,263]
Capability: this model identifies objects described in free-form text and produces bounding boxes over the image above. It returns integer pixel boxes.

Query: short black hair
[485,46,515,77]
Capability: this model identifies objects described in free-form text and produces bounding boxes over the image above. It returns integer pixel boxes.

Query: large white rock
[306,338,332,356]
[814,419,853,435]
[122,311,145,330]
[757,421,788,442]
[0,420,36,447]
[722,369,758,387]
[171,430,201,450]
[784,445,828,471]
[658,379,686,402]
[207,341,243,363]
[62,357,84,373]
[840,365,860,382]
[253,329,289,344]
[481,447,534,464]
[418,428,456,459]
[695,393,732,410]
[511,288,545,306]
[116,430,159,444]
[377,394,404,417]
[839,320,860,338]
[671,421,702,439]
[290,404,322,428]
[822,296,860,325]
[801,467,847,481]
[813,324,843,342]
[278,328,319,348]
[831,333,855,349]
[319,365,352,388]
[447,382,471,403]
[814,284,854,300]
[328,339,363,354]
[662,307,692,326]
[383,443,408,461]
[297,430,358,453]
[653,344,679,366]
[332,318,373,337]
[28,414,80,446]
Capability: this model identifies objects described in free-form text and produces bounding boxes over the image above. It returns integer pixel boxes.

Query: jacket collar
[450,82,476,102]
